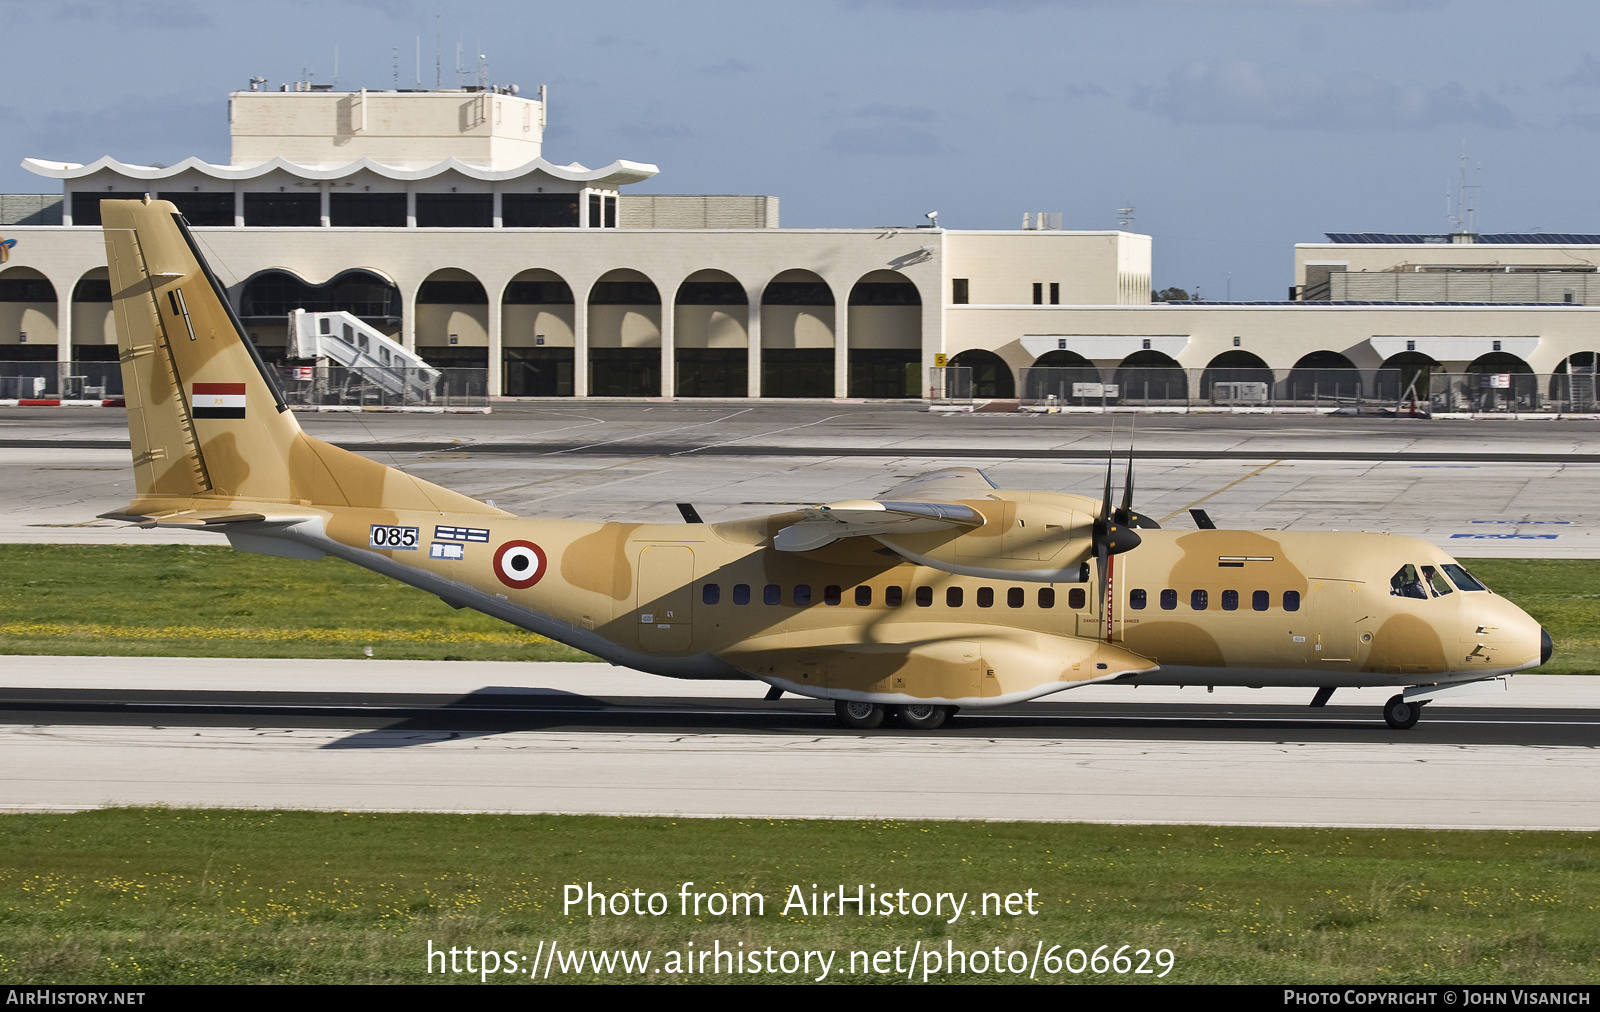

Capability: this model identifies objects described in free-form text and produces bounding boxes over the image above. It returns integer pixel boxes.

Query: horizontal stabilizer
[99,506,316,529]
[774,498,983,552]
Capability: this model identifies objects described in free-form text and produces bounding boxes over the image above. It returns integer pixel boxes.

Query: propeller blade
[1100,448,1114,523]
[1096,537,1111,640]
[1111,418,1161,529]
[1119,418,1135,515]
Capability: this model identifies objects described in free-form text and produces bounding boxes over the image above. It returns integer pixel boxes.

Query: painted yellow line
[1157,460,1288,526]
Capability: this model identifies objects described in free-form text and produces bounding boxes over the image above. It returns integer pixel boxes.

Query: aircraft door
[1310,580,1360,666]
[637,545,694,652]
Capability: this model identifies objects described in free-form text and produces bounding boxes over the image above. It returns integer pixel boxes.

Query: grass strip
[0,810,1595,985]
[0,544,593,662]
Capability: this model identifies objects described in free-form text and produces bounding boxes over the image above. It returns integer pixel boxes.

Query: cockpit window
[1390,565,1429,600]
[1421,565,1454,597]
[1441,563,1488,592]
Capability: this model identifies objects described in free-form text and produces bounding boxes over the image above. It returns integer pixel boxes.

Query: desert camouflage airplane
[98,198,1552,731]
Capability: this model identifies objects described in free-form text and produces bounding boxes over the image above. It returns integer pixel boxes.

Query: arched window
[1199,350,1272,403]
[1285,350,1359,403]
[948,349,1015,399]
[1114,350,1186,405]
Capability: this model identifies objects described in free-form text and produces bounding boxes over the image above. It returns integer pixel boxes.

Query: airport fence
[0,360,123,399]
[0,361,489,408]
[929,365,1600,414]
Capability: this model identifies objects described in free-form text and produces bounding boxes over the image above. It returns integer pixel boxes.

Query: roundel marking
[493,540,547,589]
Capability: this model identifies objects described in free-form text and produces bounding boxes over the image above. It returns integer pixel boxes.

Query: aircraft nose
[1542,627,1554,666]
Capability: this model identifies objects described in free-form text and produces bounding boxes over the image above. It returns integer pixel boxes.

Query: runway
[1,658,1595,830]
[3,405,1597,829]
[4,403,1600,554]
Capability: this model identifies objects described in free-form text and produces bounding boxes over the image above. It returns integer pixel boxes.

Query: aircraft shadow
[0,686,1588,746]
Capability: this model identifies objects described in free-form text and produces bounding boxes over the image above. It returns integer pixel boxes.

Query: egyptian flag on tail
[192,382,246,419]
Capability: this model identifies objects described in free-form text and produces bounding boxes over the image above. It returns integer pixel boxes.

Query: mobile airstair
[288,309,440,404]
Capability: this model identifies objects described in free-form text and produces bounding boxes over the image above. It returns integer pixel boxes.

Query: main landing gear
[833,700,957,731]
[1383,694,1423,730]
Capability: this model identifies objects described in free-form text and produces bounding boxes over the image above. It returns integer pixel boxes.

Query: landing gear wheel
[892,704,950,730]
[835,699,886,729]
[1383,694,1421,730]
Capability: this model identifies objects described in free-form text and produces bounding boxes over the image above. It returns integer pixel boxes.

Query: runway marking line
[1159,459,1289,525]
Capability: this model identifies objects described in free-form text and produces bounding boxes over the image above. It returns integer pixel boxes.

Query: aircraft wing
[877,467,998,501]
[773,498,983,552]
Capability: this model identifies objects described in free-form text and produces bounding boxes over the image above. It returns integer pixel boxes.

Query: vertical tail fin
[102,197,501,519]
[104,198,300,502]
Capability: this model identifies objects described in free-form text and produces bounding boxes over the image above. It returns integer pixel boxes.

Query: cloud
[853,103,938,122]
[1562,53,1600,89]
[700,59,754,75]
[827,121,943,156]
[841,0,1438,9]
[1064,82,1111,100]
[46,0,215,28]
[1136,61,1516,130]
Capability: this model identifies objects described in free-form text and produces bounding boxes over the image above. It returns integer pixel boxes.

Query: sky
[2,0,1598,299]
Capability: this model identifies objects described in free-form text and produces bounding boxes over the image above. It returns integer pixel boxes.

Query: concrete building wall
[8,222,1600,397]
[229,90,545,168]
[674,305,748,348]
[620,195,778,229]
[502,305,575,347]
[1295,242,1600,288]
[942,231,1149,306]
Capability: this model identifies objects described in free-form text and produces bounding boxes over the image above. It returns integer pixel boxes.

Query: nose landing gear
[1383,694,1422,730]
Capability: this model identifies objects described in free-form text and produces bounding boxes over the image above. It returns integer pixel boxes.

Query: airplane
[95,198,1553,732]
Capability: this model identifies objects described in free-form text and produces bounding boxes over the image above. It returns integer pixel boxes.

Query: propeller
[1091,427,1144,640]
[1113,419,1161,531]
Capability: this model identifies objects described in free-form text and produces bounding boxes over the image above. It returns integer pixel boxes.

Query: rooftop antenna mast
[392,46,399,89]
[1447,142,1482,235]
[1117,202,1136,229]
[435,16,441,89]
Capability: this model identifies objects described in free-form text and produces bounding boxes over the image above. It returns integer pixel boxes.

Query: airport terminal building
[4,82,1600,410]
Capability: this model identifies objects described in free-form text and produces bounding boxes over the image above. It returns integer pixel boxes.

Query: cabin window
[794,584,812,606]
[1221,590,1239,611]
[733,584,751,605]
[1283,590,1300,611]
[702,583,720,605]
[1068,587,1087,610]
[855,585,872,606]
[946,586,964,607]
[977,587,994,608]
[1008,587,1025,608]
[824,584,842,606]
[915,586,933,607]
[1441,563,1487,592]
[1130,588,1146,610]
[1038,588,1055,609]
[1252,590,1269,611]
[1421,566,1454,597]
[1191,589,1209,610]
[1160,589,1177,610]
[885,586,904,607]
[1390,565,1429,600]
[764,584,781,605]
